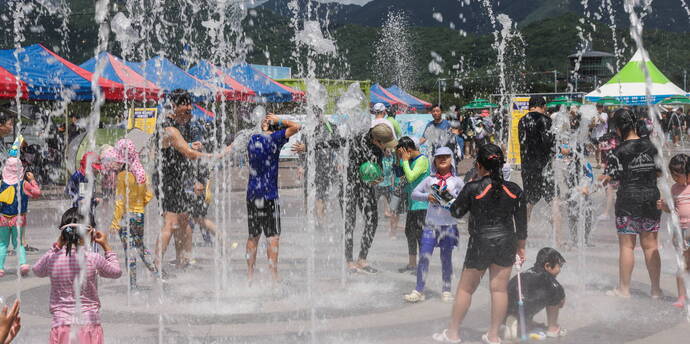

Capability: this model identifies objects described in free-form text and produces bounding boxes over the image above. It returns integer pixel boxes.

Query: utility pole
[684,70,687,91]
[574,73,578,92]
[435,79,444,107]
[553,70,557,93]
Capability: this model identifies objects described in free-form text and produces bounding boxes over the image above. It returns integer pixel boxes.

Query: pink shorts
[49,325,103,344]
[0,215,26,227]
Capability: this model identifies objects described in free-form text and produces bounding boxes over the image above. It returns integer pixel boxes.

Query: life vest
[0,182,27,216]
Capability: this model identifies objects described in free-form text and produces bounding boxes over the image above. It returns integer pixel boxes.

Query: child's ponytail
[612,108,637,140]
[477,144,506,199]
[58,207,95,256]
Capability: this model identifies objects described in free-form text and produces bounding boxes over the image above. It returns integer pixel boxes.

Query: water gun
[431,184,455,209]
[7,135,23,157]
[584,161,594,183]
[556,143,570,160]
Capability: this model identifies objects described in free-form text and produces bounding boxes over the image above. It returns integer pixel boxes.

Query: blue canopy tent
[0,44,145,101]
[127,57,251,101]
[370,84,408,107]
[80,52,160,98]
[226,63,304,103]
[386,85,431,110]
[370,90,399,107]
[187,60,255,101]
[192,104,215,122]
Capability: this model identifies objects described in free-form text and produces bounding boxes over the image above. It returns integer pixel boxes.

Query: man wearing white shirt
[590,104,608,168]
[371,103,398,139]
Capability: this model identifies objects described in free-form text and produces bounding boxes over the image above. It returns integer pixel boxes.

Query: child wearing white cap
[404,146,464,303]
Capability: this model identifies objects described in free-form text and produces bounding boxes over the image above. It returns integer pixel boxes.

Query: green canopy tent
[586,49,686,105]
[547,96,582,108]
[462,99,499,110]
[659,95,690,106]
[596,96,623,106]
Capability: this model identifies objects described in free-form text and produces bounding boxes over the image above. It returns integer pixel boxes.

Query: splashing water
[374,10,416,90]
[296,21,336,55]
[624,0,690,319]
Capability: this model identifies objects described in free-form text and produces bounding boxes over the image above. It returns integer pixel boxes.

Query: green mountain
[1,0,689,104]
[261,0,690,33]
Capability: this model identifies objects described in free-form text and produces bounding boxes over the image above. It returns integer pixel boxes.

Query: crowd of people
[0,91,686,344]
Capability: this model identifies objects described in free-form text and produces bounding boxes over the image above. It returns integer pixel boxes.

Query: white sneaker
[441,291,454,303]
[403,290,425,303]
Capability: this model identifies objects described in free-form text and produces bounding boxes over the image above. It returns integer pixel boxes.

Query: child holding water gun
[405,147,463,303]
[504,247,567,340]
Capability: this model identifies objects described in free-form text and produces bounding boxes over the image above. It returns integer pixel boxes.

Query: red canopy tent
[0,44,157,101]
[0,66,27,99]
[38,45,159,101]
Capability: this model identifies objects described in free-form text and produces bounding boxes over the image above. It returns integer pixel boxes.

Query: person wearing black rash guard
[600,108,662,299]
[433,144,527,344]
[153,89,229,272]
[518,96,562,245]
[314,124,398,274]
[505,247,567,339]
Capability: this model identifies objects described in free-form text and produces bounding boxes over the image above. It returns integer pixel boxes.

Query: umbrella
[597,96,623,106]
[546,96,582,108]
[546,96,569,107]
[659,95,690,105]
[462,99,499,110]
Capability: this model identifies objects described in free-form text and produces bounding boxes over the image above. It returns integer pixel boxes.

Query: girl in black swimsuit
[433,144,528,344]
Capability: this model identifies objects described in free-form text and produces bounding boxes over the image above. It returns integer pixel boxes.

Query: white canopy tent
[586,50,685,105]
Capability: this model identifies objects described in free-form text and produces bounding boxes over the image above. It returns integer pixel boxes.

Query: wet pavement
[3,161,689,343]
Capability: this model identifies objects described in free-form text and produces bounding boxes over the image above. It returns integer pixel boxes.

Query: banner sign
[508,98,529,165]
[128,108,158,135]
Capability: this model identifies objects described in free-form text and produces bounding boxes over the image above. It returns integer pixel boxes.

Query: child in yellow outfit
[104,139,158,288]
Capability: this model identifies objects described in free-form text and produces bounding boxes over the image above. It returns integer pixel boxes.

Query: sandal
[606,289,631,298]
[398,265,416,273]
[403,290,425,303]
[546,327,568,338]
[672,296,686,309]
[432,329,462,343]
[481,333,501,344]
[357,265,378,274]
[19,264,30,277]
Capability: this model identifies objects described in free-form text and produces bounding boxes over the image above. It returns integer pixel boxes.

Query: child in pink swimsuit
[658,153,690,308]
[32,207,122,344]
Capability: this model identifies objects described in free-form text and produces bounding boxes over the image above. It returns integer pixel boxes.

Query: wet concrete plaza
[2,165,689,343]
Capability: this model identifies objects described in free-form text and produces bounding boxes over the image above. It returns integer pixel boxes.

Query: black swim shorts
[521,166,557,205]
[159,184,192,214]
[247,198,281,238]
[464,234,517,270]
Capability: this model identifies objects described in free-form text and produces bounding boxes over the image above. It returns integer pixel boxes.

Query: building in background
[569,47,615,90]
